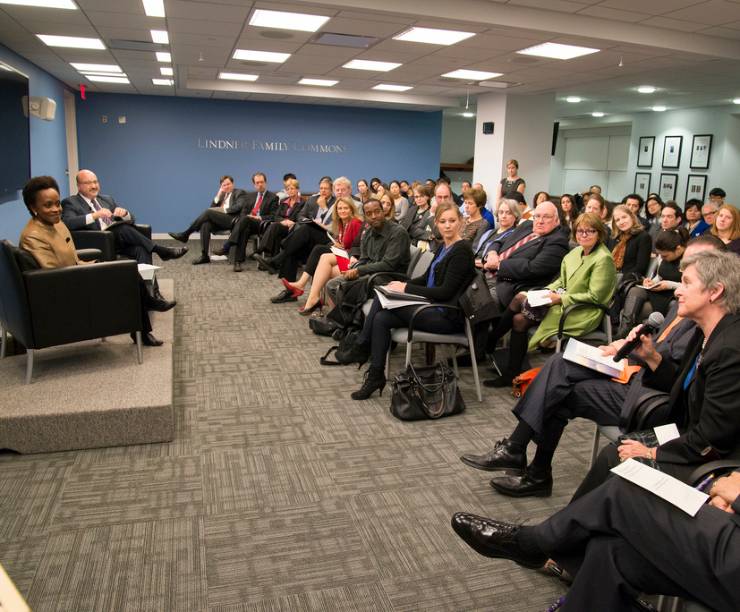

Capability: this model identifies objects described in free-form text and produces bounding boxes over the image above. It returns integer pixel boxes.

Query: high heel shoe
[281,278,304,298]
[298,301,321,316]
[351,367,386,400]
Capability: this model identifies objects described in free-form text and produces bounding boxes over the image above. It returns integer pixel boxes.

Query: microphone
[614,312,665,362]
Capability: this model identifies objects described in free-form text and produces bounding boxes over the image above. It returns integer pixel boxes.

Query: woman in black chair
[19,176,172,346]
[347,202,476,399]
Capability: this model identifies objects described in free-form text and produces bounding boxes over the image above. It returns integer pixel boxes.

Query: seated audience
[451,471,740,612]
[399,180,411,200]
[708,186,726,205]
[559,193,579,231]
[344,202,475,400]
[475,199,520,264]
[622,193,649,230]
[276,197,363,313]
[711,203,740,254]
[254,177,343,280]
[609,204,652,278]
[573,248,740,499]
[204,172,280,271]
[584,193,608,221]
[684,198,709,237]
[487,213,616,388]
[461,236,721,498]
[275,172,296,201]
[379,192,396,221]
[461,188,488,242]
[168,174,251,265]
[354,179,371,205]
[659,201,684,232]
[21,176,173,347]
[252,178,305,259]
[407,184,434,244]
[64,169,186,265]
[701,200,719,228]
[617,228,689,337]
[389,180,409,222]
[644,194,663,241]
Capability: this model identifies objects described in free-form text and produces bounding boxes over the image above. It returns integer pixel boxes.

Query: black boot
[351,367,386,400]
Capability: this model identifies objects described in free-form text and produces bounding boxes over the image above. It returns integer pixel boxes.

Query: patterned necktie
[91,198,110,228]
[498,232,539,262]
[252,192,264,215]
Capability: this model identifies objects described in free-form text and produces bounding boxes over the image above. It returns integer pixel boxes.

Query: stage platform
[0,280,175,454]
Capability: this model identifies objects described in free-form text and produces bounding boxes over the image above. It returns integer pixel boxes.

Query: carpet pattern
[0,241,604,611]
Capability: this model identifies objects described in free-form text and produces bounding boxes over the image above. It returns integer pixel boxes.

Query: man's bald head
[532,201,560,236]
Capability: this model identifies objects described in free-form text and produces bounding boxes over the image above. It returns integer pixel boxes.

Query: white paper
[654,423,680,446]
[375,288,429,310]
[330,246,349,259]
[137,263,160,280]
[611,459,708,516]
[526,289,552,307]
[562,338,625,378]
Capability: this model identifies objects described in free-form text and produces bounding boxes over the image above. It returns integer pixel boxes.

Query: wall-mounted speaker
[482,121,494,134]
[22,96,57,121]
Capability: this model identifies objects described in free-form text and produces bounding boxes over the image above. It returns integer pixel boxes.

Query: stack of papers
[526,289,552,307]
[375,286,430,310]
[562,338,625,378]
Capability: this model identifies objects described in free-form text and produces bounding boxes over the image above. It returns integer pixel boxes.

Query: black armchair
[0,240,144,383]
[71,223,152,261]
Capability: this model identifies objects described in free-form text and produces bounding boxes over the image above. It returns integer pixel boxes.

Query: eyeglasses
[576,228,598,236]
[79,180,99,185]
[533,214,555,221]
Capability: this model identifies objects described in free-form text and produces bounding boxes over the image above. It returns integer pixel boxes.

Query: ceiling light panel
[393,27,475,46]
[441,69,502,80]
[0,0,76,7]
[592,111,605,117]
[343,59,401,72]
[233,49,290,63]
[638,85,656,94]
[566,96,581,103]
[299,78,337,86]
[517,42,599,60]
[71,62,121,73]
[86,75,130,83]
[155,51,171,62]
[249,9,330,32]
[652,105,666,112]
[150,30,168,44]
[160,66,173,76]
[219,72,259,81]
[142,0,164,18]
[152,78,173,85]
[372,84,412,92]
[37,35,104,49]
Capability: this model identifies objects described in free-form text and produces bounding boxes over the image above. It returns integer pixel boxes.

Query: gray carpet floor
[0,242,602,611]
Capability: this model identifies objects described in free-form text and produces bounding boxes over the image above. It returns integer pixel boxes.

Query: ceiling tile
[662,0,740,26]
[508,0,590,13]
[576,6,651,22]
[639,15,709,32]
[596,0,705,17]
[167,0,251,22]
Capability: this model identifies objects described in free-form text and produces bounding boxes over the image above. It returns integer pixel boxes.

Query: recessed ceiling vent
[311,32,378,48]
[478,81,522,89]
[108,39,166,52]
[260,31,295,40]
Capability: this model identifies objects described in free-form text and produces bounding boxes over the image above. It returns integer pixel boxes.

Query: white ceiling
[2,0,740,118]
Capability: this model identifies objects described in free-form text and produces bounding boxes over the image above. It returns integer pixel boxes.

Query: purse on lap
[390,362,465,421]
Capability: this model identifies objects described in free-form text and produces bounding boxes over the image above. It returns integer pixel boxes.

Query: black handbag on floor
[390,362,465,421]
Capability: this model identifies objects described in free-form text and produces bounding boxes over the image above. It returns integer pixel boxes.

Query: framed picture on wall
[690,134,712,169]
[686,174,707,202]
[637,136,655,167]
[659,173,678,202]
[634,172,651,200]
[662,135,683,168]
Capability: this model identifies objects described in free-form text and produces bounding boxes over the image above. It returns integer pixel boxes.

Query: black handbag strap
[407,363,452,418]
[319,345,343,366]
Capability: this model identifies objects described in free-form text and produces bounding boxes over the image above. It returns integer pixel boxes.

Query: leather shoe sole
[459,454,524,473]
[490,472,553,498]
[168,232,189,243]
[157,246,188,261]
[450,513,546,568]
[192,255,210,265]
[270,290,298,304]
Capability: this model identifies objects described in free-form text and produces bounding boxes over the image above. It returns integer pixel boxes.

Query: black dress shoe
[253,254,277,274]
[146,296,176,312]
[270,289,298,303]
[490,469,553,498]
[155,245,188,261]
[482,374,514,388]
[460,439,526,473]
[168,231,189,243]
[450,513,547,568]
[192,254,210,265]
[233,261,243,272]
[130,331,164,347]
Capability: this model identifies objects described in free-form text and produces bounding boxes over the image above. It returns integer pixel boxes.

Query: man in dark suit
[255,177,338,281]
[62,169,187,265]
[204,172,279,271]
[168,174,250,265]
[451,470,740,612]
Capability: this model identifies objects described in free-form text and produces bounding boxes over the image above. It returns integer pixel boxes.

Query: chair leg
[0,324,6,359]
[590,424,601,468]
[466,322,482,402]
[405,340,413,368]
[386,348,391,380]
[25,348,34,384]
[135,331,143,364]
[452,353,459,376]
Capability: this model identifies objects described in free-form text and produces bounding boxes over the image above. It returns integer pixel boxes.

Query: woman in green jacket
[487,213,616,387]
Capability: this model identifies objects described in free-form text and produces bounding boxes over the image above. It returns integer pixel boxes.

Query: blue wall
[0,44,70,240]
[75,93,442,231]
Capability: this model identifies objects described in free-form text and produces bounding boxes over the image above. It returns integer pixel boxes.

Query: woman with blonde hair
[280,197,363,314]
[711,203,740,254]
[609,204,652,278]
